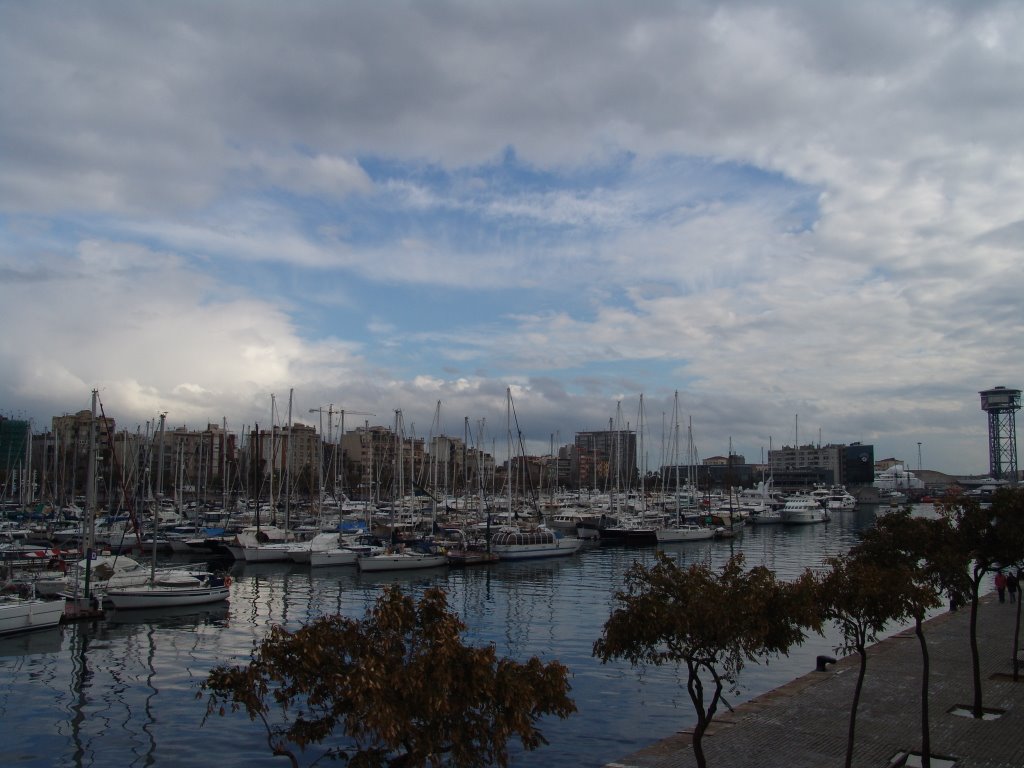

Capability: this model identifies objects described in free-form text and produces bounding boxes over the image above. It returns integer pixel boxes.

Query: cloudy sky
[2,1,1021,475]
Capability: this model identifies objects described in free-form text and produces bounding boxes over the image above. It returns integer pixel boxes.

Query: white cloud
[1,2,1022,474]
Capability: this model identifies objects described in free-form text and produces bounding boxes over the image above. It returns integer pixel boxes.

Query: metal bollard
[815,655,837,672]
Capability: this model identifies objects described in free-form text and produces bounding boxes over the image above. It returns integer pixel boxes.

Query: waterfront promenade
[605,592,1024,768]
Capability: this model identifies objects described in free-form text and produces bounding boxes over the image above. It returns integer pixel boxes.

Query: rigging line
[508,391,540,512]
[97,395,144,543]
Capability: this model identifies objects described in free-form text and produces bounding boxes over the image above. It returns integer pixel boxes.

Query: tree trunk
[1014,585,1022,682]
[686,663,709,768]
[916,615,930,768]
[845,647,867,768]
[692,719,708,768]
[970,577,983,718]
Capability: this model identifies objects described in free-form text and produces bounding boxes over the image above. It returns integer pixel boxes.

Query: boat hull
[106,585,230,610]
[0,597,66,635]
[356,553,448,572]
[655,526,715,543]
[309,549,360,568]
[492,538,582,560]
[598,528,658,546]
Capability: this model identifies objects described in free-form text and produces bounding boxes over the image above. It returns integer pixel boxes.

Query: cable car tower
[980,386,1021,483]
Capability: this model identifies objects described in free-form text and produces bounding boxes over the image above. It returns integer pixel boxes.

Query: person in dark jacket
[1007,570,1019,604]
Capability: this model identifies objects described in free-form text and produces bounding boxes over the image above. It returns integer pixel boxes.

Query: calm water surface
[1,506,920,767]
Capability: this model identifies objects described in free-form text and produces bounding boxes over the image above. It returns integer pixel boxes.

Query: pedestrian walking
[995,570,1007,603]
[1007,571,1019,604]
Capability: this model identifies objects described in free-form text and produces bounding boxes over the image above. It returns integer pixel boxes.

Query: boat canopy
[491,528,556,547]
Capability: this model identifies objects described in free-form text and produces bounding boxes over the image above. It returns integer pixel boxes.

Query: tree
[821,552,917,768]
[852,508,958,767]
[201,585,576,768]
[984,489,1024,682]
[940,488,1024,716]
[593,553,820,768]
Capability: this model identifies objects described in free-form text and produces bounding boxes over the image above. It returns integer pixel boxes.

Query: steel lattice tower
[980,386,1021,482]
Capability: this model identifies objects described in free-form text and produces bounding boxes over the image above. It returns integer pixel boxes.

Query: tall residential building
[573,430,637,490]
[768,443,847,487]
[50,409,115,500]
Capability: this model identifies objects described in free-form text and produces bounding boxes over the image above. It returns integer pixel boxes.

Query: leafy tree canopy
[202,584,576,768]
[593,553,820,691]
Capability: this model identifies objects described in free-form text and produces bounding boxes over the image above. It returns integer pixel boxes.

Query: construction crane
[308,406,376,503]
[307,405,376,442]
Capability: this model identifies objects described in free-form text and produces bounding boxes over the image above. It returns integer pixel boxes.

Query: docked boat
[490,527,582,561]
[224,525,294,562]
[309,547,362,568]
[780,496,830,525]
[713,517,746,539]
[748,507,784,525]
[826,486,857,511]
[597,515,660,546]
[655,523,715,543]
[0,593,66,636]
[310,533,386,568]
[286,531,342,563]
[356,548,448,572]
[103,554,230,610]
[545,508,604,538]
[105,574,230,610]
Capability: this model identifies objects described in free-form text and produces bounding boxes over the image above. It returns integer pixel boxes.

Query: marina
[0,504,930,768]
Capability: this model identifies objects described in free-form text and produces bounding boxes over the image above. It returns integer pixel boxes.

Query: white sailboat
[356,410,448,573]
[0,591,65,636]
[356,548,447,572]
[657,405,715,543]
[105,414,230,610]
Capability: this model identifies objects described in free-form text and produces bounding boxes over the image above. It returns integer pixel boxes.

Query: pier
[605,592,1024,768]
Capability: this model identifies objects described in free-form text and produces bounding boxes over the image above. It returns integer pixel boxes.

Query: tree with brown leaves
[852,508,959,767]
[593,553,820,768]
[201,584,576,768]
[940,488,1024,717]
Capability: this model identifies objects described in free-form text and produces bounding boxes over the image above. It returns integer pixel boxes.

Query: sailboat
[357,410,448,573]
[657,404,715,543]
[105,413,230,610]
[0,588,65,636]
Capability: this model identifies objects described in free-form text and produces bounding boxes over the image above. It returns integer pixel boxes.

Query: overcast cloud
[1,0,1022,475]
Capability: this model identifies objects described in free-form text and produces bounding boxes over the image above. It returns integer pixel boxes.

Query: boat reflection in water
[0,624,63,657]
[0,507,912,768]
[105,601,231,627]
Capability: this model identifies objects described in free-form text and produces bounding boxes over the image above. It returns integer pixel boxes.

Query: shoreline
[605,590,1021,767]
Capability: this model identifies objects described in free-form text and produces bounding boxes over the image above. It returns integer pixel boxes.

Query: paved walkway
[604,592,1024,767]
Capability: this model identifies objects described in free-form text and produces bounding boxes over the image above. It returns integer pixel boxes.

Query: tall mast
[269,394,275,526]
[83,389,98,601]
[284,388,293,532]
[222,417,228,514]
[152,412,167,580]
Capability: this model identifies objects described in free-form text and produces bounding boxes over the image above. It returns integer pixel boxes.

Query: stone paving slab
[604,593,1024,768]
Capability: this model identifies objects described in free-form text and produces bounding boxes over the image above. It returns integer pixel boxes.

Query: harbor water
[1,505,914,767]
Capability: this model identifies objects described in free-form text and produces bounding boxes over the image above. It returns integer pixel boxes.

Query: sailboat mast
[222,417,228,515]
[506,388,513,520]
[82,389,99,601]
[153,413,167,578]
[284,388,293,533]
[269,394,276,526]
